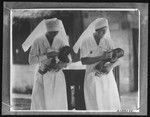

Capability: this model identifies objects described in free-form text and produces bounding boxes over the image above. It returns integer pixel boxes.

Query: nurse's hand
[47,51,59,59]
[54,62,67,72]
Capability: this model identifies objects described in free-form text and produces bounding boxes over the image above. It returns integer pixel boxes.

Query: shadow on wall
[12,85,32,94]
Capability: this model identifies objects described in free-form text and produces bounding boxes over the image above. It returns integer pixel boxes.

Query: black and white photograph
[2,2,148,115]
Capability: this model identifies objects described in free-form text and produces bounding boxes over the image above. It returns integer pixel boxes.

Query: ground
[12,98,31,110]
[11,91,138,111]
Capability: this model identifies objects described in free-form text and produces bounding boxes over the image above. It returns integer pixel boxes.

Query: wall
[111,30,132,94]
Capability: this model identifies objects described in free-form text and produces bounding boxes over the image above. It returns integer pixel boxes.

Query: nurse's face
[46,31,58,40]
[95,26,107,39]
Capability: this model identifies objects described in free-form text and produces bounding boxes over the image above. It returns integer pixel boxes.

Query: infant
[38,46,71,75]
[95,48,124,76]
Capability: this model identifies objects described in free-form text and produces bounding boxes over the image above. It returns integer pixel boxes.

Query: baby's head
[108,48,124,63]
[113,48,124,58]
[58,46,71,63]
[59,46,71,55]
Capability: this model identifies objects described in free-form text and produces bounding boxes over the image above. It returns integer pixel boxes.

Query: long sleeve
[80,39,90,59]
[28,40,47,65]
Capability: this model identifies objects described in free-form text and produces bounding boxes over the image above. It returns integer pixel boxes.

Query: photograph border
[2,2,148,115]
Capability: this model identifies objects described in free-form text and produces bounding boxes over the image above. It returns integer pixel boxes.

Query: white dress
[29,35,68,110]
[80,36,121,111]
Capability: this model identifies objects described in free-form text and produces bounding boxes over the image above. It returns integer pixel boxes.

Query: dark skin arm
[81,52,112,65]
[81,56,105,65]
[46,51,59,59]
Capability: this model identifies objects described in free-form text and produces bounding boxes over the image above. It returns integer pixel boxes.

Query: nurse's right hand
[46,51,58,59]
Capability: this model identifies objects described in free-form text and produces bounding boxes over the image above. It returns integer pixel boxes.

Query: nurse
[73,18,121,111]
[22,18,71,110]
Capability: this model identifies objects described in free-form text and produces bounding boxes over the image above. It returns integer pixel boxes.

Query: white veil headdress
[22,18,69,52]
[73,18,111,54]
[54,19,69,46]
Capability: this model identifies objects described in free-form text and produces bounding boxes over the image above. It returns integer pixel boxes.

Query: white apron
[81,36,121,111]
[29,35,68,110]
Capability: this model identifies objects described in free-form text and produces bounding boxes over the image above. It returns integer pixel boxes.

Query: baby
[46,46,71,71]
[95,48,124,76]
[38,46,71,75]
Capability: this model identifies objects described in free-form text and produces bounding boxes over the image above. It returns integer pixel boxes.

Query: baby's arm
[102,59,121,74]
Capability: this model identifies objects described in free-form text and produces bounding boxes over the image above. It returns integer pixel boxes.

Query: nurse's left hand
[54,62,67,72]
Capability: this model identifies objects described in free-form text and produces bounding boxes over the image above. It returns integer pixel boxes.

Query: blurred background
[11,10,139,110]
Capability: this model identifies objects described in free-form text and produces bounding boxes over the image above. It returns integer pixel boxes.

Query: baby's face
[107,51,113,59]
[114,49,124,58]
